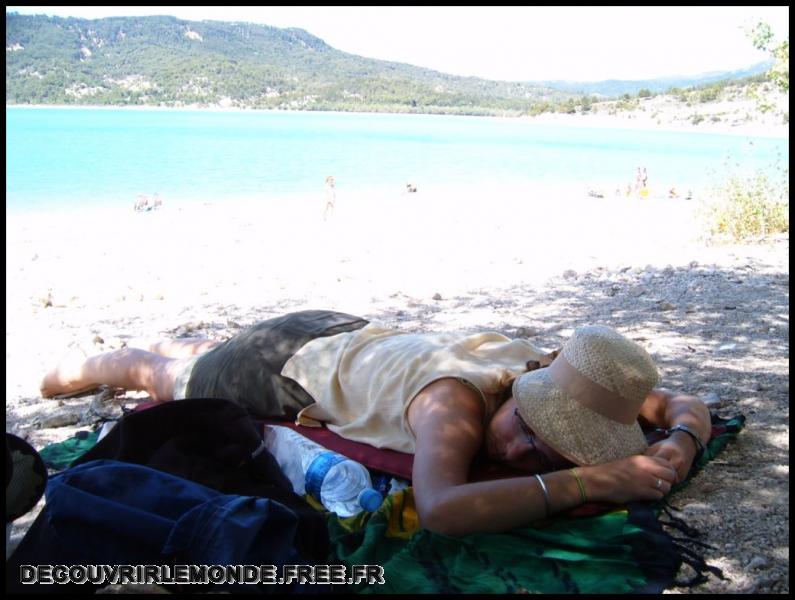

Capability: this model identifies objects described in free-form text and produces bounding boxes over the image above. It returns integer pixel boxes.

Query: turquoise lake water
[6,107,788,214]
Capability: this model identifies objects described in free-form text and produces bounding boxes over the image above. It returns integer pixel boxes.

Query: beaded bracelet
[534,474,551,517]
[569,468,588,503]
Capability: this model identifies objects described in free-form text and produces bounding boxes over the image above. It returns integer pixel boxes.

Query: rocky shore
[527,83,789,140]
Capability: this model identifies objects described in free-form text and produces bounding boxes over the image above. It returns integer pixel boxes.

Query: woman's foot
[41,347,184,402]
[40,350,97,398]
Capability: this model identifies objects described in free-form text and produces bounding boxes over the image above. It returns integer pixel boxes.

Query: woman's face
[484,397,574,473]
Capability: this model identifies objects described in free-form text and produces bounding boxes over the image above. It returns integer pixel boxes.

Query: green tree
[743,21,788,116]
[748,21,789,93]
[698,19,790,243]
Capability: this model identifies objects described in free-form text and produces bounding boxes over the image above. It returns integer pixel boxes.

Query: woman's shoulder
[407,377,486,430]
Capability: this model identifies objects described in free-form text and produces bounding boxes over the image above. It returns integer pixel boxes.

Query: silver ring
[655,479,663,489]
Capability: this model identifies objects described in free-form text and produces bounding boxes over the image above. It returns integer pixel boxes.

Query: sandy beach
[6,183,709,401]
[5,182,789,593]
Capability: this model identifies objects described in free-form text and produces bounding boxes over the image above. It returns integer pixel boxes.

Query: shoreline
[5,180,706,224]
[6,181,711,230]
[7,103,789,139]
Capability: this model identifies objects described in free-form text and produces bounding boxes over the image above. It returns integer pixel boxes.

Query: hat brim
[513,368,648,466]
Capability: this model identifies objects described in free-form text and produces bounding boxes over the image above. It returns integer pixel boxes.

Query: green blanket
[38,429,100,470]
[327,413,744,594]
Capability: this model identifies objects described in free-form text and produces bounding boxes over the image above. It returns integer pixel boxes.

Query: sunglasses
[513,407,558,473]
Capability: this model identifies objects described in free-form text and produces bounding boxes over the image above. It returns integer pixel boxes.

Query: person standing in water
[323,175,336,221]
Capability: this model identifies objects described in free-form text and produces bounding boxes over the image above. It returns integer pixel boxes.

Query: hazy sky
[7,6,790,82]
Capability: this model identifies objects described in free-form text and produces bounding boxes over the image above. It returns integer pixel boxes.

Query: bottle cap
[358,488,383,512]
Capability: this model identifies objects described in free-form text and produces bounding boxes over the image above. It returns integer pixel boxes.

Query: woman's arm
[638,389,712,482]
[408,379,677,536]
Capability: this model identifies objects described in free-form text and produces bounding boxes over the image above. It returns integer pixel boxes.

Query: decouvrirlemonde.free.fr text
[20,564,385,585]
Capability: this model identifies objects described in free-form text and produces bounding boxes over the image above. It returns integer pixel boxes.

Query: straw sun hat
[513,325,659,466]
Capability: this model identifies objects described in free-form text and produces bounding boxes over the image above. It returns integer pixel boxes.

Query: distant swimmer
[323,175,336,221]
[134,194,150,212]
[634,167,649,199]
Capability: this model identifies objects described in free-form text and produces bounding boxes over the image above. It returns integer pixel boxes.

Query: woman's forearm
[661,391,711,446]
[416,453,677,536]
[640,389,711,480]
[643,389,711,443]
[417,471,585,536]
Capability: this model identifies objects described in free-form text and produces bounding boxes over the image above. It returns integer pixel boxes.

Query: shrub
[701,171,789,241]
[528,102,551,116]
[616,100,634,111]
[699,87,719,103]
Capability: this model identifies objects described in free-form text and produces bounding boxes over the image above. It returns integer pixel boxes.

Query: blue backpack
[8,459,325,593]
[7,398,331,594]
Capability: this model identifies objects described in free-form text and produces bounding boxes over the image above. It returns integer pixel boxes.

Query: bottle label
[305,451,346,502]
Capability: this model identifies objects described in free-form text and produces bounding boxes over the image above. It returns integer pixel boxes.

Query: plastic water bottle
[263,425,383,517]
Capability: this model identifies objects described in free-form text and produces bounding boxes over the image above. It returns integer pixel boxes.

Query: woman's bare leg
[147,337,220,358]
[40,348,193,402]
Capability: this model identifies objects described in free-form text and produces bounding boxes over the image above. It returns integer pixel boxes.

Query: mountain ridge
[6,12,776,115]
[536,61,774,97]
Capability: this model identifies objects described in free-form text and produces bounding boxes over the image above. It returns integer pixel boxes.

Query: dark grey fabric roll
[186,310,368,419]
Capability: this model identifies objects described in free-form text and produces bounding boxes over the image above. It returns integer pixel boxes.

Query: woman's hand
[644,436,697,483]
[581,454,678,503]
[638,389,710,483]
